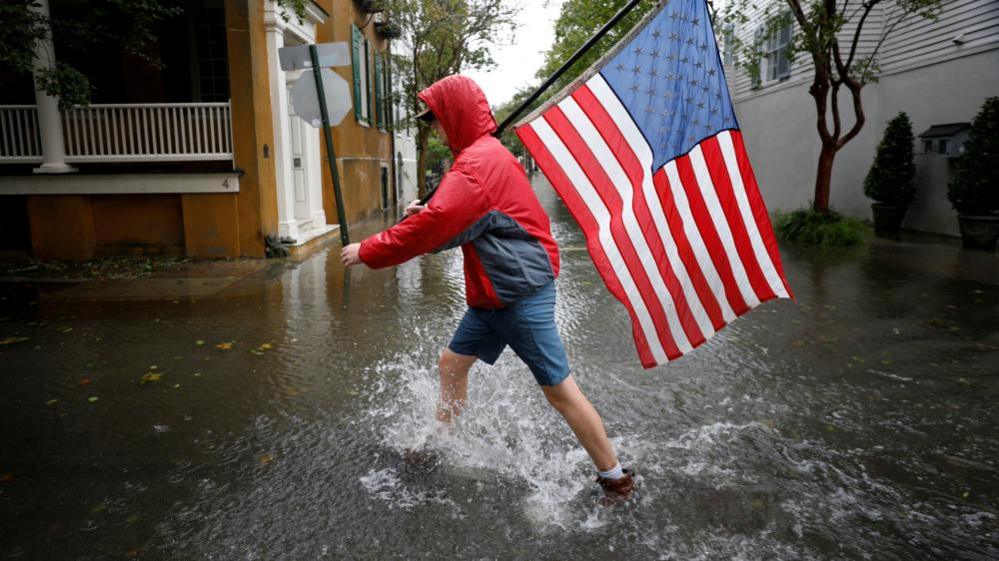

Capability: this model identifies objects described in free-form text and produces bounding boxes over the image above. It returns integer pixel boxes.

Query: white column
[31,0,76,174]
[265,22,301,241]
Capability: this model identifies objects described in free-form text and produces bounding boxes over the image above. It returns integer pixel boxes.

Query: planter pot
[957,214,999,250]
[871,203,906,236]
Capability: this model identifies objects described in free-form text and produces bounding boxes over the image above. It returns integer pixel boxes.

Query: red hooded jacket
[358,75,560,309]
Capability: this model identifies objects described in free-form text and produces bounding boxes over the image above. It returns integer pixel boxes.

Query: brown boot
[596,468,639,506]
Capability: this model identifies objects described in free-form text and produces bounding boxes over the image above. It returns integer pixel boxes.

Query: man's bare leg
[437,348,477,423]
[541,374,617,471]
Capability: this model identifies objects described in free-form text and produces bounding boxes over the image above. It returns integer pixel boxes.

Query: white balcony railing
[0,105,42,163]
[0,102,233,164]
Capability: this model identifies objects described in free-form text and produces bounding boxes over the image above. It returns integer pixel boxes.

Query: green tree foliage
[386,0,518,195]
[948,97,999,216]
[535,0,658,96]
[0,0,308,109]
[863,112,916,207]
[719,0,942,214]
[0,0,184,109]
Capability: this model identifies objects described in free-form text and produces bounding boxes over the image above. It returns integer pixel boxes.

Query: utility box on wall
[918,123,970,158]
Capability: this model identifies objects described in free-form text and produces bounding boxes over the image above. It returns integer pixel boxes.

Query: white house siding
[726,0,999,236]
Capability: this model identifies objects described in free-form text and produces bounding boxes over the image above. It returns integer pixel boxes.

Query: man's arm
[355,167,489,269]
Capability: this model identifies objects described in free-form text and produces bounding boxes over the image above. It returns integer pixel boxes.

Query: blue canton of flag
[602,0,738,171]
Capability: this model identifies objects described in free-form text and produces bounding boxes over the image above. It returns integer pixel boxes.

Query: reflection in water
[0,176,996,560]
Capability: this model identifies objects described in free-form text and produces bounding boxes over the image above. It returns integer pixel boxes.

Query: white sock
[597,462,624,480]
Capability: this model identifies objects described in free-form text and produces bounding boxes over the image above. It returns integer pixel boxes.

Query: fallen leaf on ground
[0,336,30,346]
[196,340,205,346]
[46,399,58,406]
[140,372,163,384]
[259,343,273,350]
[79,377,91,386]
[173,384,181,388]
[88,396,99,403]
[216,342,233,350]
[259,454,274,466]
[249,348,264,356]
[57,326,73,333]
[0,473,14,483]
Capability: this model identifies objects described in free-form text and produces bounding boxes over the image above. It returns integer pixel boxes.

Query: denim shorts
[447,281,571,386]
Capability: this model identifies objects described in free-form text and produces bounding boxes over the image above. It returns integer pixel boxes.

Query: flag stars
[651,49,661,58]
[646,87,657,96]
[686,37,695,46]
[694,60,704,69]
[633,46,644,56]
[652,29,662,39]
[696,101,705,109]
[708,68,717,76]
[629,83,640,93]
[615,62,625,72]
[669,32,679,42]
[692,17,701,25]
[699,43,709,51]
[648,69,659,78]
[631,65,642,74]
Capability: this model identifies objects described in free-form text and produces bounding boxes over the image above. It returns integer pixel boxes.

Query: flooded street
[1,175,997,560]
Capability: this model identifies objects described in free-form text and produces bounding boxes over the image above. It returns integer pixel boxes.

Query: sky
[463,1,566,108]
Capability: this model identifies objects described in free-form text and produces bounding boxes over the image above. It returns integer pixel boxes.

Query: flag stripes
[517,72,793,368]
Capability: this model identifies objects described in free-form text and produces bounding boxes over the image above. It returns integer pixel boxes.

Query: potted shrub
[948,96,999,250]
[375,21,402,39]
[355,0,385,14]
[863,112,916,236]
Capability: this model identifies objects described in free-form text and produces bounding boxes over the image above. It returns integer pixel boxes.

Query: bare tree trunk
[813,142,836,213]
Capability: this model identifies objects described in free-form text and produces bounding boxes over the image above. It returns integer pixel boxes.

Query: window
[923,139,933,154]
[755,14,793,87]
[351,24,371,125]
[374,51,388,131]
[938,139,948,155]
[722,23,736,65]
[766,15,793,81]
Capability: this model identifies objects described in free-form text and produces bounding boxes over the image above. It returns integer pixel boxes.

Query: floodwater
[1,176,997,560]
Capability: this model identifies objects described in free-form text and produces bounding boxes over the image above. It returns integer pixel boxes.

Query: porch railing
[0,102,233,164]
[0,106,42,163]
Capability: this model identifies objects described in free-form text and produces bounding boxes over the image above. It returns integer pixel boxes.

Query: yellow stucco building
[0,0,400,260]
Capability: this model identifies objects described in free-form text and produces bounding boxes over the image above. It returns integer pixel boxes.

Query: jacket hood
[418,75,497,154]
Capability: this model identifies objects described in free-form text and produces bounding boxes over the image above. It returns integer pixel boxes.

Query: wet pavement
[1,175,997,560]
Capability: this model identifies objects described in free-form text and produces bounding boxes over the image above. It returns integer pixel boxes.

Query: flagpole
[493,0,645,137]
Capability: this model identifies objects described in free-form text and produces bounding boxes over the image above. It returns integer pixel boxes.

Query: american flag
[516,0,793,368]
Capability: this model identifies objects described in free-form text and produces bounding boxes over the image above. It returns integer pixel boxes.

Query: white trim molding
[0,172,240,195]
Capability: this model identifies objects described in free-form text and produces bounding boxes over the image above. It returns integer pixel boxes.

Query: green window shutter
[351,24,362,121]
[374,51,383,129]
[365,40,373,125]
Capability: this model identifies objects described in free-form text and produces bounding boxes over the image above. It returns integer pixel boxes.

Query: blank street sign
[278,43,350,71]
[290,67,353,128]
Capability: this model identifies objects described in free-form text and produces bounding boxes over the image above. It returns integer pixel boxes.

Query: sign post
[279,42,353,246]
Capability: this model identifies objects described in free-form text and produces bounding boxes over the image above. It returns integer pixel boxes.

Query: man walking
[340,75,637,505]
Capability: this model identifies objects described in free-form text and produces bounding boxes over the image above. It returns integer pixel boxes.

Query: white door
[287,86,312,226]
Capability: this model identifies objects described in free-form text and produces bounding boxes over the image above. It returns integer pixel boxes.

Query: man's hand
[340,243,364,268]
[404,199,426,217]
